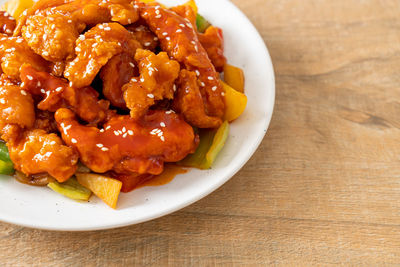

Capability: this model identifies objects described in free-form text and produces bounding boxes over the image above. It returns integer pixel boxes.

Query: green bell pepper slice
[196,13,211,33]
[0,160,14,175]
[48,177,92,201]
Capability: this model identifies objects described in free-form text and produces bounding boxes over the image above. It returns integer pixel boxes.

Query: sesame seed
[208,76,214,80]
[200,82,205,87]
[160,136,165,142]
[105,126,111,130]
[129,62,135,68]
[50,141,56,145]
[64,125,71,130]
[101,147,109,151]
[144,42,151,47]
[68,20,72,23]
[195,70,200,76]
[104,27,111,31]
[155,9,160,15]
[154,37,158,41]
[165,110,175,114]
[191,41,196,45]
[155,14,161,19]
[221,92,225,96]
[212,86,217,91]
[99,25,104,29]
[0,99,5,104]
[43,51,49,56]
[194,45,198,52]
[75,47,81,52]
[37,81,41,87]
[40,89,46,94]
[21,90,27,96]
[55,87,62,92]
[176,29,182,33]
[131,78,138,82]
[140,78,145,82]
[96,144,103,148]
[173,84,177,92]
[99,129,105,133]
[128,19,132,24]
[123,133,128,138]
[114,131,119,136]
[162,32,168,36]
[166,37,170,41]
[5,29,12,34]
[128,130,134,135]
[160,122,166,127]
[179,24,185,27]
[26,75,33,80]
[71,138,77,143]
[147,94,154,99]
[16,38,23,43]
[122,127,126,133]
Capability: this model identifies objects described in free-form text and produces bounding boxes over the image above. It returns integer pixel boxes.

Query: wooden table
[2,0,400,265]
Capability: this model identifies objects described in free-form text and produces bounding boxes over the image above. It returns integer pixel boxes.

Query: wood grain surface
[2,0,400,266]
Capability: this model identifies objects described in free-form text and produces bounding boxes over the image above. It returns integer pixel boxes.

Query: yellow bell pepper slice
[48,177,92,201]
[221,81,247,122]
[204,121,229,169]
[76,173,122,209]
[2,0,34,20]
[224,64,245,93]
[184,0,198,15]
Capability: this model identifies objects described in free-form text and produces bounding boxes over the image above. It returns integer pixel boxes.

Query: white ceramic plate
[0,0,275,231]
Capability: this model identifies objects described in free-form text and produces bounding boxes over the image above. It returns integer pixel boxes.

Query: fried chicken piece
[64,22,142,88]
[22,12,83,62]
[123,49,180,119]
[6,129,78,182]
[100,53,137,109]
[0,36,48,79]
[169,3,196,27]
[126,24,158,51]
[0,76,35,129]
[21,64,111,125]
[0,11,16,36]
[173,70,221,128]
[198,26,226,72]
[138,2,225,127]
[55,108,198,175]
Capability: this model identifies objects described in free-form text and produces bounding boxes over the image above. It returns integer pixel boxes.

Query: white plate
[0,0,275,231]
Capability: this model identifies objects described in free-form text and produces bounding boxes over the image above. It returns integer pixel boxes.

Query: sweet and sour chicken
[0,0,231,192]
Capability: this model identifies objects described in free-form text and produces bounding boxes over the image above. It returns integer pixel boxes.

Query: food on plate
[0,0,247,208]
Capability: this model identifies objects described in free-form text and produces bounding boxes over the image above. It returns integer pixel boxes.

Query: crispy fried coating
[21,65,111,125]
[64,22,141,88]
[126,24,158,51]
[22,12,83,62]
[7,129,78,182]
[122,49,180,119]
[34,110,58,133]
[0,11,16,36]
[198,26,226,72]
[173,70,221,128]
[139,3,225,127]
[0,36,48,79]
[0,76,35,129]
[100,53,137,109]
[55,108,198,175]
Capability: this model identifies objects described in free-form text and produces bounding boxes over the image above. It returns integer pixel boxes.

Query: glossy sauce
[137,164,188,188]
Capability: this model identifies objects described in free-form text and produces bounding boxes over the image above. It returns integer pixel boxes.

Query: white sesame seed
[162,32,168,36]
[118,130,123,134]
[101,147,109,151]
[191,41,196,45]
[154,37,158,41]
[160,122,166,127]
[96,144,103,148]
[212,86,217,91]
[160,136,165,142]
[194,45,198,52]
[176,29,182,33]
[128,130,134,135]
[208,76,214,80]
[99,129,105,133]
[200,82,205,87]
[104,27,111,31]
[155,9,160,15]
[144,42,151,47]
[21,90,27,96]
[195,70,200,76]
[26,75,33,80]
[71,138,77,144]
[64,125,71,130]
[147,94,154,99]
[50,141,56,145]
[43,51,49,56]
[155,14,161,19]
[68,20,72,23]
[105,126,111,130]
[221,92,225,96]
[122,127,126,133]
[114,131,119,136]
[131,78,138,82]
[173,84,177,92]
[75,47,81,52]
[129,62,135,68]
[99,25,104,29]
[40,89,46,94]
[123,133,128,138]
[179,24,185,27]
[140,78,145,82]
[4,12,9,16]
[55,87,62,92]
[165,110,174,114]
[0,99,5,104]
[37,81,41,87]
[5,29,12,34]
[79,35,85,41]
[166,37,170,41]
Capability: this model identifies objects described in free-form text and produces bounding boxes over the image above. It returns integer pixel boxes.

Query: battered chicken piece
[0,36,48,79]
[198,26,226,72]
[173,70,221,128]
[22,12,83,62]
[34,110,58,133]
[0,11,16,36]
[55,108,198,175]
[138,2,225,127]
[64,22,142,88]
[100,53,137,109]
[169,3,196,27]
[126,24,158,51]
[7,129,78,182]
[21,64,111,125]
[122,49,180,119]
[0,76,34,129]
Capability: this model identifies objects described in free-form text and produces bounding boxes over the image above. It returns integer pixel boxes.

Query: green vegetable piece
[0,160,14,175]
[0,142,11,162]
[179,121,230,169]
[204,121,230,169]
[196,13,211,33]
[48,177,92,201]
